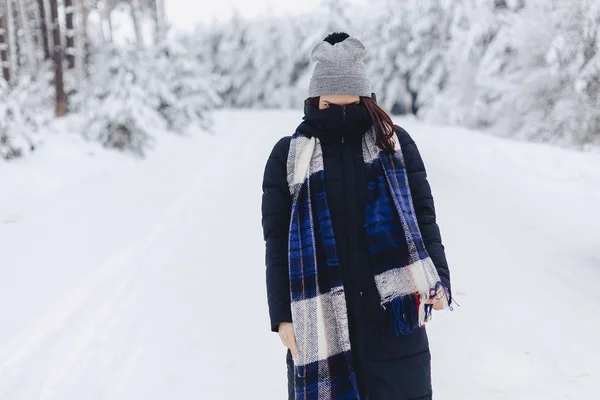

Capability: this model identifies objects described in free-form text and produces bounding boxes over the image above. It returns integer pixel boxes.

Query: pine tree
[212,14,255,107]
[365,0,414,114]
[85,46,159,155]
[151,39,218,131]
[0,64,53,160]
[84,37,218,155]
[405,0,452,114]
[539,0,600,145]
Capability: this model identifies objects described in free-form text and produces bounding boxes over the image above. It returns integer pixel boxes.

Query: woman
[261,32,452,400]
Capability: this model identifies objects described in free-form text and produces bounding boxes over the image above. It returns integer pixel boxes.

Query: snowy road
[1,110,599,399]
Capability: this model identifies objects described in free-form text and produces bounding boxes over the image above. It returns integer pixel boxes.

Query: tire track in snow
[0,154,213,400]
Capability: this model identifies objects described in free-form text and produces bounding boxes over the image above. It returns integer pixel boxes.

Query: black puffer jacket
[261,103,451,400]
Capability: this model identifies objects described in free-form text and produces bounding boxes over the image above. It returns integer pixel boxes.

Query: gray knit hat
[308,37,372,98]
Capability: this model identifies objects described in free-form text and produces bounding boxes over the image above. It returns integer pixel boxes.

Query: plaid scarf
[286,128,446,400]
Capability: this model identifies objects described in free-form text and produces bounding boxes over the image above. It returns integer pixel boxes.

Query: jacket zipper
[342,105,347,144]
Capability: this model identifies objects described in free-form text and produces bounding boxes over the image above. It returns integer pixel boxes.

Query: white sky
[166,0,322,31]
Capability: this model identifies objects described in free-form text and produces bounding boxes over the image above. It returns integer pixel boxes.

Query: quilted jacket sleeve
[395,126,452,299]
[261,136,293,332]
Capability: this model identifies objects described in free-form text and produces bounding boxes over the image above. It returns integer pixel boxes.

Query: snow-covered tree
[364,0,414,114]
[240,15,314,108]
[84,46,162,156]
[422,0,600,147]
[194,0,597,147]
[84,38,218,156]
[421,0,511,127]
[209,14,256,107]
[0,67,53,159]
[404,0,453,114]
[321,0,350,33]
[150,39,219,131]
[540,0,600,146]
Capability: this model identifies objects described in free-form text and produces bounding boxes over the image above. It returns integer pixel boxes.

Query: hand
[425,286,448,311]
[278,322,297,359]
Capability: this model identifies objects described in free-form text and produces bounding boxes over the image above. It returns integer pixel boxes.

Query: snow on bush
[0,68,54,160]
[84,46,163,156]
[151,40,220,132]
[84,40,219,157]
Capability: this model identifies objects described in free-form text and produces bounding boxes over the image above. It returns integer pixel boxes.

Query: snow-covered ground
[0,110,599,399]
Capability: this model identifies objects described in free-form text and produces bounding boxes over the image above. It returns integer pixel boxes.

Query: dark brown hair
[308,96,397,152]
[361,97,396,152]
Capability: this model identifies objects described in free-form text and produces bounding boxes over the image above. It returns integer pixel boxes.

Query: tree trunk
[49,0,67,116]
[98,0,113,43]
[106,15,113,42]
[128,0,142,46]
[44,0,54,52]
[0,3,10,82]
[16,0,37,72]
[150,0,158,43]
[157,0,165,36]
[151,0,165,44]
[36,0,51,60]
[31,1,44,62]
[65,0,74,68]
[76,0,89,78]
[6,0,17,84]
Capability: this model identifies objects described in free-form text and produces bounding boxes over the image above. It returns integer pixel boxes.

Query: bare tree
[0,1,10,82]
[65,0,75,68]
[49,0,67,116]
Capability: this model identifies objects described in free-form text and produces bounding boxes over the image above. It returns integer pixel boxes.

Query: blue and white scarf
[286,128,445,400]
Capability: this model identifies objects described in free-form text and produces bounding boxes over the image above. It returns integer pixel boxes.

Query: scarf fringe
[386,282,453,336]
